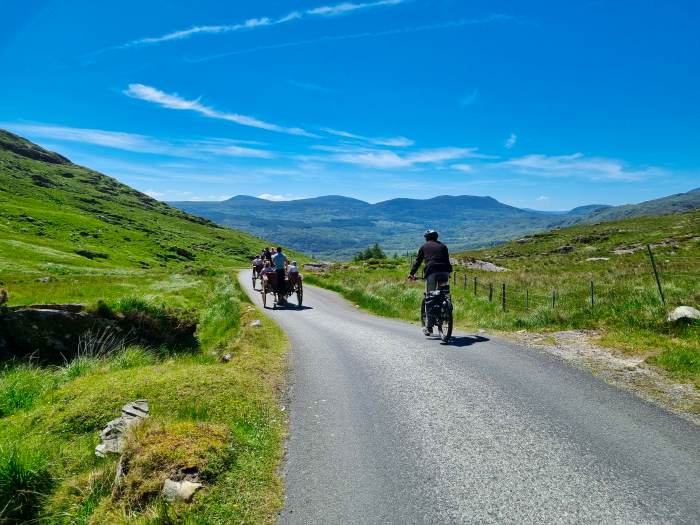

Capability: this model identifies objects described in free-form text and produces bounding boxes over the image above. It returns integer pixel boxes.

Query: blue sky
[1,0,698,210]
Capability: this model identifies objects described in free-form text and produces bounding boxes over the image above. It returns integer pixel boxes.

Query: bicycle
[411,275,454,343]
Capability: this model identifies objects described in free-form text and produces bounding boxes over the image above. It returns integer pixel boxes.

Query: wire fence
[410,245,699,313]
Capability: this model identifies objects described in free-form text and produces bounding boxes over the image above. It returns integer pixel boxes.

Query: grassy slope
[0,131,292,523]
[306,210,700,388]
[0,129,287,304]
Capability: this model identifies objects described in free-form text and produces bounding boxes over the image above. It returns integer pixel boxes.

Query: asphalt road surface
[240,271,700,524]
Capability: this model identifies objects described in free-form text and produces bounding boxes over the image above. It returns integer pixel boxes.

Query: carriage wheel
[296,282,303,307]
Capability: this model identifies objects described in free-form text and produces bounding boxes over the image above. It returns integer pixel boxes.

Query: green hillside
[307,210,700,390]
[0,130,266,280]
[0,132,290,523]
[581,187,700,223]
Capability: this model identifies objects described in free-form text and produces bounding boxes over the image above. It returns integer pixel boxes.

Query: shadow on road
[266,303,314,311]
[444,335,490,347]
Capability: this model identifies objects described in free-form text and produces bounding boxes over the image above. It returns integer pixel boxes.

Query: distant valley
[171,188,700,259]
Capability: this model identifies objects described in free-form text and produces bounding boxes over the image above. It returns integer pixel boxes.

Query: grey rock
[304,262,332,272]
[668,306,700,323]
[220,353,232,363]
[162,478,203,503]
[249,319,262,328]
[36,276,51,283]
[95,400,149,457]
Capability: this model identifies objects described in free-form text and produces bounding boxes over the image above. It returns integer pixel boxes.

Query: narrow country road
[239,271,700,524]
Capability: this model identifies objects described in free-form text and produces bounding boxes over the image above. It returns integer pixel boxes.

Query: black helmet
[424,229,438,241]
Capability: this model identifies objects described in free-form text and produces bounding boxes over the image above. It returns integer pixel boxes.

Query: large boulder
[667,306,700,323]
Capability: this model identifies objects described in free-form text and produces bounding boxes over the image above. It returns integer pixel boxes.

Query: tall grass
[197,277,242,350]
[0,365,59,417]
[0,443,53,523]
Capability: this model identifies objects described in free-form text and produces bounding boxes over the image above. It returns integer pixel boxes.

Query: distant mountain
[170,194,569,258]
[172,187,700,259]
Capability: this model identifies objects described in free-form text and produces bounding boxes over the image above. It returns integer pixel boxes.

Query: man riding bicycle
[409,229,453,335]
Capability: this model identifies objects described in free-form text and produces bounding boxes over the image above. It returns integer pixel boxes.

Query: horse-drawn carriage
[261,270,303,308]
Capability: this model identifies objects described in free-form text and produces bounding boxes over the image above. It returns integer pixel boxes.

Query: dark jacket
[410,240,452,277]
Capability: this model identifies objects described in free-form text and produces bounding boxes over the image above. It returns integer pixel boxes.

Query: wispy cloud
[186,14,513,63]
[536,195,548,201]
[123,84,316,137]
[309,145,486,169]
[451,163,473,172]
[322,127,414,147]
[3,122,276,159]
[505,133,517,149]
[121,0,406,48]
[459,88,479,107]
[500,153,663,181]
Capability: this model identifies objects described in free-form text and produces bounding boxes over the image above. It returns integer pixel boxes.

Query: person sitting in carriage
[252,254,264,278]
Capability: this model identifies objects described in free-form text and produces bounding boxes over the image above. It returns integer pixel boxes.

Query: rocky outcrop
[304,262,333,272]
[452,258,509,272]
[96,400,150,457]
[0,306,115,361]
[0,303,197,363]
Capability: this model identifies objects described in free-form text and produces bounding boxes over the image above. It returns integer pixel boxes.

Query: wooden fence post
[489,284,493,303]
[551,290,556,308]
[474,276,478,295]
[453,272,457,285]
[590,281,595,308]
[525,289,529,311]
[502,283,506,312]
[646,244,666,305]
[463,273,467,289]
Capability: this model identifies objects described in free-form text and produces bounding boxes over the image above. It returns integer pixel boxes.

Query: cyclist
[408,229,453,334]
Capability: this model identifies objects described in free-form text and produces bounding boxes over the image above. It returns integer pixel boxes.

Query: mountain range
[171,188,700,259]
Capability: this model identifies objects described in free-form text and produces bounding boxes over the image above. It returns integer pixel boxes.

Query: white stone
[162,479,203,503]
[249,319,262,327]
[668,306,700,323]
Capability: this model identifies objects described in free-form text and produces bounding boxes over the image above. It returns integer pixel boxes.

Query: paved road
[240,271,700,524]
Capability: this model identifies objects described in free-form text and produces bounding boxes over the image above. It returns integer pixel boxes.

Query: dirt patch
[506,329,700,425]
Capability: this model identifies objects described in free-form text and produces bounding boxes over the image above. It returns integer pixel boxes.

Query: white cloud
[310,145,487,169]
[124,84,316,137]
[258,193,297,201]
[186,14,513,63]
[2,122,276,159]
[459,88,479,107]
[500,153,663,181]
[322,127,415,147]
[452,163,473,172]
[536,195,548,201]
[3,123,171,154]
[122,0,406,47]
[505,133,517,149]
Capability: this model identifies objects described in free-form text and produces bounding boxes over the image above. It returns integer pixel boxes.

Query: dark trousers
[426,272,450,292]
[275,269,286,298]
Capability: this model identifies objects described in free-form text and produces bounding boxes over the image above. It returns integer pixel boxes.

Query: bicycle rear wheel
[438,307,453,343]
